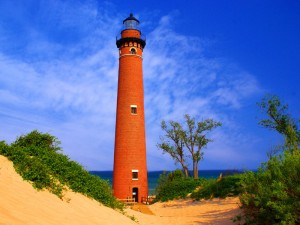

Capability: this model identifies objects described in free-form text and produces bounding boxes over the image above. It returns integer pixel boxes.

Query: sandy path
[0,155,242,225]
[127,198,241,225]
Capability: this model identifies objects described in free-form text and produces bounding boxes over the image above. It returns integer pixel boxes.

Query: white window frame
[132,169,139,180]
[130,105,137,115]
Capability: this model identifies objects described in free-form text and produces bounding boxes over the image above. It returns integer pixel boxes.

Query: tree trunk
[183,166,189,177]
[178,160,189,177]
[193,161,198,178]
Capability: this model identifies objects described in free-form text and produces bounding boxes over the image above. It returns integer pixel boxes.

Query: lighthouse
[113,14,148,203]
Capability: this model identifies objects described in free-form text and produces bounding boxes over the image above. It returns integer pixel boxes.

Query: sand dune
[0,156,136,225]
[0,155,241,225]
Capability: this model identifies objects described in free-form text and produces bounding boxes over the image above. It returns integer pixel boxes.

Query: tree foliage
[258,95,300,152]
[158,120,189,176]
[158,114,221,178]
[237,95,300,224]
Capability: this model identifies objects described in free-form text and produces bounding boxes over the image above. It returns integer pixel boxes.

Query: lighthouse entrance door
[132,187,138,202]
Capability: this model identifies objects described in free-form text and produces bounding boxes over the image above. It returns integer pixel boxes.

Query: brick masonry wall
[113,29,148,202]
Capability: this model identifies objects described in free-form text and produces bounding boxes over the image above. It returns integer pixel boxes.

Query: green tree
[258,95,299,152]
[237,95,300,224]
[182,115,222,178]
[158,120,189,177]
[158,114,221,178]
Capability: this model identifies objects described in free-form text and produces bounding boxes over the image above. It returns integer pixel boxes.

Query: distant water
[90,170,243,195]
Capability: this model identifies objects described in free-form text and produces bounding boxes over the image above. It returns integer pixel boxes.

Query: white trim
[119,54,143,59]
[132,169,139,172]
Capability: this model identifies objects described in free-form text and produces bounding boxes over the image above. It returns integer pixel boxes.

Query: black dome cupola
[123,13,140,30]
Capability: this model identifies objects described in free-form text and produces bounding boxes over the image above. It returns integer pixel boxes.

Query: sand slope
[0,155,242,225]
[0,155,136,225]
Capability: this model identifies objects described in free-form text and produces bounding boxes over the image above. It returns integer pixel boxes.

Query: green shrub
[155,170,204,202]
[191,174,243,200]
[155,170,242,202]
[238,150,300,224]
[11,130,61,152]
[0,131,122,209]
[0,141,10,156]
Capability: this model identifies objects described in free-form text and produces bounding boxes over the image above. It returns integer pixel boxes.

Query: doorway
[132,187,138,202]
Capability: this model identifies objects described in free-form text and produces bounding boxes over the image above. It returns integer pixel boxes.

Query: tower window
[132,170,138,180]
[130,105,137,114]
[130,48,137,54]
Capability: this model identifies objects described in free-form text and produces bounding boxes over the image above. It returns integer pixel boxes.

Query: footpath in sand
[0,155,242,225]
[128,197,241,225]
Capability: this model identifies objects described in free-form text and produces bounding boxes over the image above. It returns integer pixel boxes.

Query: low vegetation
[155,170,205,201]
[236,150,300,224]
[155,169,243,202]
[191,173,243,200]
[0,130,122,209]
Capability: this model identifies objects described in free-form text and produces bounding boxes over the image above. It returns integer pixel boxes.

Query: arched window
[130,48,137,54]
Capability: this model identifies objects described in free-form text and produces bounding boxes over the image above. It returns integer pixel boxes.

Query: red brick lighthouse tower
[113,13,148,203]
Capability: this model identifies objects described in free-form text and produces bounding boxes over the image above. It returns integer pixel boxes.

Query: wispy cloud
[0,1,264,170]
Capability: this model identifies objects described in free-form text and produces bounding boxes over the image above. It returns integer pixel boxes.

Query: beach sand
[127,197,241,225]
[0,155,241,225]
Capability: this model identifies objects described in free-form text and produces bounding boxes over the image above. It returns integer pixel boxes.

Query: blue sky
[0,0,299,171]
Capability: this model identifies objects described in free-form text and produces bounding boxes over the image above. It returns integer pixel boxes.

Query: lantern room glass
[124,19,139,30]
